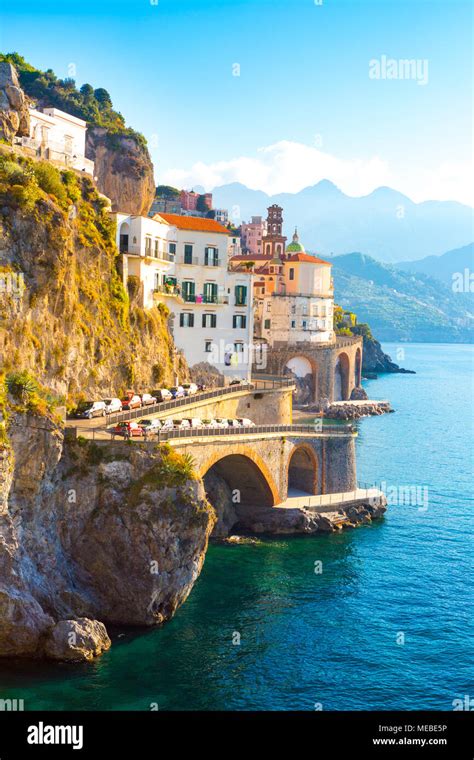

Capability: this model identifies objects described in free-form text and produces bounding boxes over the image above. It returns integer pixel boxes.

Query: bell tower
[262,204,287,260]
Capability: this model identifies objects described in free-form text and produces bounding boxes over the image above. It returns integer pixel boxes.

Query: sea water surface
[1,343,473,710]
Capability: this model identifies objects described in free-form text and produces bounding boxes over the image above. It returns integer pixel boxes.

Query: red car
[121,394,142,410]
[112,421,142,437]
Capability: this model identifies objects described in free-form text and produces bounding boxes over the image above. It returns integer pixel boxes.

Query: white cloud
[160,140,474,207]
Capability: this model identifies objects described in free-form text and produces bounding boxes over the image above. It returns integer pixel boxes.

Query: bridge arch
[287,444,319,495]
[284,354,319,403]
[334,352,351,401]
[200,451,280,507]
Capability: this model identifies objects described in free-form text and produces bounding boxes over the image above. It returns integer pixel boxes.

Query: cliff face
[86,127,155,215]
[0,412,215,660]
[0,62,30,142]
[0,150,185,401]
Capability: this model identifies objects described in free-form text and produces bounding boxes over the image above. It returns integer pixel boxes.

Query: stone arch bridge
[169,427,356,507]
[262,335,363,405]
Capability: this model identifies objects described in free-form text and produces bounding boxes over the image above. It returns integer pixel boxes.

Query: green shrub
[33,162,67,204]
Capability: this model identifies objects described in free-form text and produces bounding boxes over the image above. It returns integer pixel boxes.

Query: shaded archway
[334,352,350,401]
[287,445,318,495]
[202,453,278,507]
[119,221,130,253]
[355,347,362,387]
[284,355,318,404]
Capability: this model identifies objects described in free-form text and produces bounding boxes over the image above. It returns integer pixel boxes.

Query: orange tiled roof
[230,252,331,266]
[158,213,231,234]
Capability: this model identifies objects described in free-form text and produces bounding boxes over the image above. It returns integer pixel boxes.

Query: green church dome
[286,227,305,253]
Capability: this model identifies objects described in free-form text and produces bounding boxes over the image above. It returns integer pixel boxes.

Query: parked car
[74,400,106,419]
[137,418,161,434]
[152,389,173,402]
[121,394,142,410]
[229,378,250,386]
[141,393,157,406]
[169,386,185,399]
[102,398,122,414]
[182,383,198,396]
[186,418,204,429]
[197,383,207,392]
[215,418,229,428]
[173,418,190,429]
[237,418,255,427]
[227,419,242,428]
[160,418,174,431]
[112,421,142,437]
[202,418,220,429]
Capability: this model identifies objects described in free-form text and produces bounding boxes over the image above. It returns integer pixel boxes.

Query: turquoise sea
[1,343,473,710]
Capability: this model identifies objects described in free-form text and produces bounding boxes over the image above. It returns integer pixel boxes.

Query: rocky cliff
[0,148,185,402]
[362,334,415,376]
[86,128,155,215]
[0,411,215,660]
[0,62,30,142]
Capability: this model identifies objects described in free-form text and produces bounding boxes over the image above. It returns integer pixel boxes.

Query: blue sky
[1,0,472,204]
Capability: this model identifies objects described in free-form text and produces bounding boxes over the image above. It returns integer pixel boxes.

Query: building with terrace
[18,106,94,175]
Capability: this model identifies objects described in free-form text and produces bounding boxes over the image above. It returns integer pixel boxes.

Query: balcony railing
[182,293,229,304]
[153,285,179,297]
[182,256,199,265]
[121,248,175,262]
[204,258,222,267]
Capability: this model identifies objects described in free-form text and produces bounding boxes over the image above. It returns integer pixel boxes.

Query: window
[154,239,159,257]
[291,320,296,329]
[302,320,307,329]
[202,313,217,328]
[234,342,244,353]
[145,236,152,255]
[203,282,218,303]
[235,285,247,305]
[264,319,271,330]
[205,340,213,353]
[289,268,295,281]
[182,281,195,302]
[233,314,247,329]
[204,247,219,266]
[266,302,271,311]
[184,244,193,264]
[169,242,176,256]
[179,312,194,327]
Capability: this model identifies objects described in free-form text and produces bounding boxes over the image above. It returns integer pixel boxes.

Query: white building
[114,213,177,309]
[157,214,254,381]
[19,107,94,175]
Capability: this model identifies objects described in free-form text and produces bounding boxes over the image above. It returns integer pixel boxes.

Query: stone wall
[153,387,293,425]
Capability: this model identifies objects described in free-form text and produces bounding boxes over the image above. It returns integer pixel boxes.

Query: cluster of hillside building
[17,104,350,390]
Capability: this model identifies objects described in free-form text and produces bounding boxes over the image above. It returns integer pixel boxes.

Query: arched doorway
[287,445,318,495]
[284,355,317,404]
[119,221,130,253]
[334,352,350,400]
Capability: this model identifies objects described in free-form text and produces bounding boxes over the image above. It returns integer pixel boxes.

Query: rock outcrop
[325,400,394,420]
[0,412,215,660]
[43,619,111,662]
[86,128,155,215]
[0,62,30,142]
[362,335,415,375]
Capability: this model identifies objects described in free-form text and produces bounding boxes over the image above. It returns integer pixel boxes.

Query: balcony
[153,284,179,297]
[204,258,222,267]
[121,247,175,263]
[181,256,199,266]
[182,293,229,305]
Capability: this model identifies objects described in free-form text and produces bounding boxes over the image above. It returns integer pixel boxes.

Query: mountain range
[329,252,474,342]
[213,181,473,263]
[396,243,474,286]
